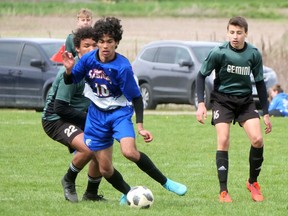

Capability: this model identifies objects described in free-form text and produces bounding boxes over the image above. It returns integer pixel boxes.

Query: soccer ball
[127,186,154,209]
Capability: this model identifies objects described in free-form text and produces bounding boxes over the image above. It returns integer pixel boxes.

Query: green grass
[0,0,288,19]
[0,109,287,216]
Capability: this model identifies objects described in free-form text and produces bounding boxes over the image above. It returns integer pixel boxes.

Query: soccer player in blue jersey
[62,16,187,205]
[42,27,105,202]
[196,16,272,202]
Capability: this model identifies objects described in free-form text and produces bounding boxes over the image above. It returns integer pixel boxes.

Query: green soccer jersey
[42,57,90,121]
[200,41,264,96]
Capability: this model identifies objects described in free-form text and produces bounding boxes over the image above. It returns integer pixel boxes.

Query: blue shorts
[84,105,135,151]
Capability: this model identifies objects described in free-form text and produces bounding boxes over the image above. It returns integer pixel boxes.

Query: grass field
[1,0,288,19]
[0,109,287,216]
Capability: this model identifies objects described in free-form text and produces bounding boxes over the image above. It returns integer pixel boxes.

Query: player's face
[76,38,97,58]
[77,16,93,28]
[97,34,119,63]
[269,88,277,98]
[227,24,247,49]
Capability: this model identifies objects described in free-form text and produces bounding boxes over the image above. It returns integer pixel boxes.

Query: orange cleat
[219,191,232,203]
[246,181,264,202]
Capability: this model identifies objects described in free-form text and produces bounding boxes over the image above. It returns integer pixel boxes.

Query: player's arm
[255,80,272,134]
[196,72,206,104]
[132,95,153,142]
[132,95,144,132]
[54,99,87,129]
[62,51,75,84]
[255,80,269,115]
[196,72,207,124]
[63,72,73,85]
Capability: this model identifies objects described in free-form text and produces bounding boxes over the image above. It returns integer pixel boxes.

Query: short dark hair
[227,16,248,33]
[93,17,123,43]
[73,26,96,48]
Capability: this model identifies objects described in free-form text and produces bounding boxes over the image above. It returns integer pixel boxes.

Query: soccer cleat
[246,181,264,202]
[61,177,78,203]
[219,191,232,203]
[82,192,107,202]
[163,178,187,196]
[119,194,128,205]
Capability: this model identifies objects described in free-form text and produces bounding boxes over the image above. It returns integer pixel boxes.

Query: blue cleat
[163,178,187,196]
[119,194,128,205]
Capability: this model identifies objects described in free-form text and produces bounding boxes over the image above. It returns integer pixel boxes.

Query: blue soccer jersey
[72,49,140,110]
[70,49,141,151]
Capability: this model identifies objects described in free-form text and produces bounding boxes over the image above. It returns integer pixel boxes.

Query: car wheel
[140,83,157,110]
[193,86,212,110]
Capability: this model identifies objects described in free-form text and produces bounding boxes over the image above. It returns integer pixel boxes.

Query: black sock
[216,151,228,193]
[64,163,81,183]
[85,175,102,194]
[105,168,130,194]
[249,146,264,184]
[136,152,167,185]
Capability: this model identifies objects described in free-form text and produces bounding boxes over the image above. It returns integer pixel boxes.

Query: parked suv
[132,40,278,110]
[0,38,64,111]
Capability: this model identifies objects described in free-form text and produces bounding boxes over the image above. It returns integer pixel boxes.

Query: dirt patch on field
[1,16,287,90]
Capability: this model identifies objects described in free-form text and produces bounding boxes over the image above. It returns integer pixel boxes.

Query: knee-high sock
[249,146,264,183]
[216,151,228,193]
[85,175,102,194]
[105,168,130,194]
[64,163,81,183]
[136,152,167,185]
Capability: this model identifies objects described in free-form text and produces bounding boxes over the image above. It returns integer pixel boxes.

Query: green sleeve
[55,69,76,103]
[65,33,77,57]
[200,47,219,77]
[251,49,264,82]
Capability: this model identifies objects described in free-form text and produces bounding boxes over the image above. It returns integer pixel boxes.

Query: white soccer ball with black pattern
[127,186,154,209]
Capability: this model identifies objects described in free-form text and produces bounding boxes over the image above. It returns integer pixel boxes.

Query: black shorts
[42,119,83,153]
[210,91,260,125]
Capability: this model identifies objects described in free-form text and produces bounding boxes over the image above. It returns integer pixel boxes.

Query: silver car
[132,40,278,110]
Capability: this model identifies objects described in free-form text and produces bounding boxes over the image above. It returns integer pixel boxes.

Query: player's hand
[263,114,272,134]
[138,129,153,143]
[61,51,75,74]
[196,102,207,124]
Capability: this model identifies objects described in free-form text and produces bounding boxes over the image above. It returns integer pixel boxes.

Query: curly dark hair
[73,26,97,49]
[93,17,123,43]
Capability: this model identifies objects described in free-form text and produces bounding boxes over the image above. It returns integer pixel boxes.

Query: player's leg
[42,120,93,202]
[114,107,187,196]
[70,132,93,167]
[210,95,234,203]
[215,122,232,202]
[61,132,93,202]
[95,147,131,197]
[82,157,106,201]
[241,117,264,202]
[118,137,187,196]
